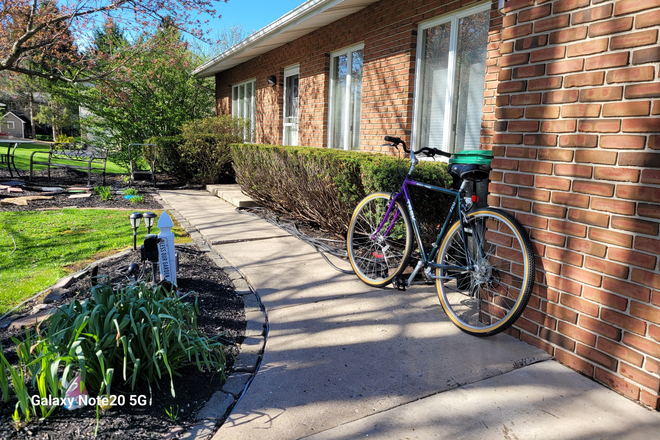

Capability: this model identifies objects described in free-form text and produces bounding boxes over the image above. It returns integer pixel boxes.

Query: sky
[210,0,306,35]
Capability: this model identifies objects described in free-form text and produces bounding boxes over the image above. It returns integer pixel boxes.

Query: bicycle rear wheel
[436,208,534,336]
[348,192,412,287]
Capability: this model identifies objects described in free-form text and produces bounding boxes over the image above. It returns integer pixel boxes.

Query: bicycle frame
[373,172,480,287]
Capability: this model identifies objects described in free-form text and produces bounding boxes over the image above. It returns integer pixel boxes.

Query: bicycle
[347,136,534,336]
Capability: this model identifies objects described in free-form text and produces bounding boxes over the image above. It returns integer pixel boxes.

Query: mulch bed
[0,168,247,439]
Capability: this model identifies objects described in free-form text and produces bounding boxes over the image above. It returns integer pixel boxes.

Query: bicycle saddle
[449,163,491,182]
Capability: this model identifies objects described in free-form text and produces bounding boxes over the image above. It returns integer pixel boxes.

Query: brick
[531,229,566,246]
[623,332,660,358]
[647,136,660,149]
[538,148,574,161]
[543,90,579,104]
[602,309,647,335]
[654,101,660,115]
[568,208,609,227]
[513,64,545,79]
[550,26,588,44]
[546,273,582,296]
[519,4,552,22]
[575,149,617,165]
[546,246,583,266]
[561,104,601,118]
[611,30,659,50]
[598,338,644,367]
[590,197,635,215]
[500,0,535,13]
[578,119,621,133]
[631,302,660,325]
[614,0,660,16]
[496,95,510,107]
[497,81,527,94]
[636,9,660,29]
[631,269,660,290]
[534,14,570,33]
[518,187,551,202]
[573,180,614,196]
[583,285,628,312]
[495,107,525,119]
[567,236,607,257]
[504,172,535,186]
[616,185,660,202]
[541,119,576,133]
[509,120,540,132]
[606,66,655,83]
[520,160,553,174]
[579,86,623,102]
[548,59,585,75]
[565,71,605,88]
[555,163,593,178]
[558,321,597,346]
[535,284,560,303]
[521,333,554,355]
[603,277,651,303]
[588,227,633,248]
[594,166,640,182]
[516,212,548,229]
[609,248,657,270]
[500,53,530,67]
[589,17,633,37]
[638,203,660,219]
[625,82,660,98]
[507,147,537,159]
[528,77,563,91]
[556,348,596,376]
[515,35,548,51]
[620,363,660,392]
[561,292,600,317]
[611,216,659,235]
[603,101,650,117]
[595,368,640,400]
[501,197,532,212]
[553,0,590,13]
[539,327,576,351]
[533,202,567,218]
[536,176,571,191]
[511,93,541,106]
[502,14,518,28]
[585,53,629,70]
[523,134,557,146]
[650,325,660,343]
[600,135,645,149]
[493,134,523,144]
[585,255,629,279]
[619,152,660,167]
[574,4,613,24]
[538,256,562,274]
[576,343,618,370]
[491,158,519,170]
[502,23,533,41]
[632,47,660,64]
[489,183,517,196]
[530,46,566,63]
[558,134,597,147]
[551,192,590,208]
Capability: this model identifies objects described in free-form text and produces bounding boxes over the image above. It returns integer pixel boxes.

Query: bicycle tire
[348,192,413,288]
[435,208,534,336]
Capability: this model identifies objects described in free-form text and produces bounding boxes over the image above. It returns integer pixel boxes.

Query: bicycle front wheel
[348,192,413,287]
[436,208,534,336]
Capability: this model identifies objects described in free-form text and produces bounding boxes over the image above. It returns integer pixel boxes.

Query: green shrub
[55,134,76,143]
[230,144,452,240]
[144,135,187,177]
[94,186,112,201]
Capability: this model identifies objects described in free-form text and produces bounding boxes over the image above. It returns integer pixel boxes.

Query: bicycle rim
[436,209,534,336]
[348,193,412,287]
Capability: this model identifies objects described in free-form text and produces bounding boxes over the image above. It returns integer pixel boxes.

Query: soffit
[193,0,380,78]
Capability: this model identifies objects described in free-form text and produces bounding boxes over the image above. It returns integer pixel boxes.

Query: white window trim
[6,121,14,130]
[283,65,300,145]
[411,2,490,157]
[232,78,256,142]
[327,43,364,150]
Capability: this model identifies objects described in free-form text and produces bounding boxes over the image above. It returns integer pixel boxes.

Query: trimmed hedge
[230,143,453,239]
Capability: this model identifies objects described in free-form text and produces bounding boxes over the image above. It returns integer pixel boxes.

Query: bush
[230,144,453,239]
[55,134,76,143]
[143,135,186,177]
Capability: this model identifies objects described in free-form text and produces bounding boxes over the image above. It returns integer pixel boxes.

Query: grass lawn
[0,208,189,315]
[7,141,128,174]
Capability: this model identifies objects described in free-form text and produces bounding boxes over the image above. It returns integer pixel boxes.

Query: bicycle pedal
[392,277,407,291]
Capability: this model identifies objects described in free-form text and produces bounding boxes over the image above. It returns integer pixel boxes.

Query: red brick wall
[489,0,660,409]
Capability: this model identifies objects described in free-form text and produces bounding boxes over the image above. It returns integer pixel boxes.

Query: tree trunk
[29,92,36,138]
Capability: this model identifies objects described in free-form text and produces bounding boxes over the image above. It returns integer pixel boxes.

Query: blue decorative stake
[157,211,177,286]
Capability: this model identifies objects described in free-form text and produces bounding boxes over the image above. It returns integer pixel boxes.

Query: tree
[191,23,254,60]
[54,23,214,167]
[1,0,226,82]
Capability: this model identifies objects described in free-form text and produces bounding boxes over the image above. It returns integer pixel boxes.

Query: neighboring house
[196,0,660,409]
[1,111,26,138]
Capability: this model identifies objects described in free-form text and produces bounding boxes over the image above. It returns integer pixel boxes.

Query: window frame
[232,78,257,142]
[411,2,490,156]
[6,121,15,130]
[327,43,365,150]
[283,64,300,146]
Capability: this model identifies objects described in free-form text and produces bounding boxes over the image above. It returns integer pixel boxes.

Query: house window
[328,44,364,150]
[6,121,14,130]
[283,65,299,146]
[413,3,489,154]
[232,79,256,142]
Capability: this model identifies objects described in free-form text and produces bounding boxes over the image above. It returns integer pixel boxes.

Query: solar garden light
[142,212,157,234]
[129,212,143,250]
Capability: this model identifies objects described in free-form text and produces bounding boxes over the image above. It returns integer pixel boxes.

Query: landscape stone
[233,352,260,373]
[179,420,216,440]
[221,373,251,398]
[9,309,54,329]
[245,320,265,337]
[195,392,234,421]
[240,336,265,355]
[242,294,260,309]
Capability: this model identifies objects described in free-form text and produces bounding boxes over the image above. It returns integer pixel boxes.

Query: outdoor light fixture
[129,212,143,250]
[143,212,157,234]
[267,75,277,86]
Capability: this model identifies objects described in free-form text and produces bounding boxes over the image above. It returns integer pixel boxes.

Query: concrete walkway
[159,188,660,440]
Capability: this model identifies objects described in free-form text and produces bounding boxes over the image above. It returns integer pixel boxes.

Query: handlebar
[383,136,452,159]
